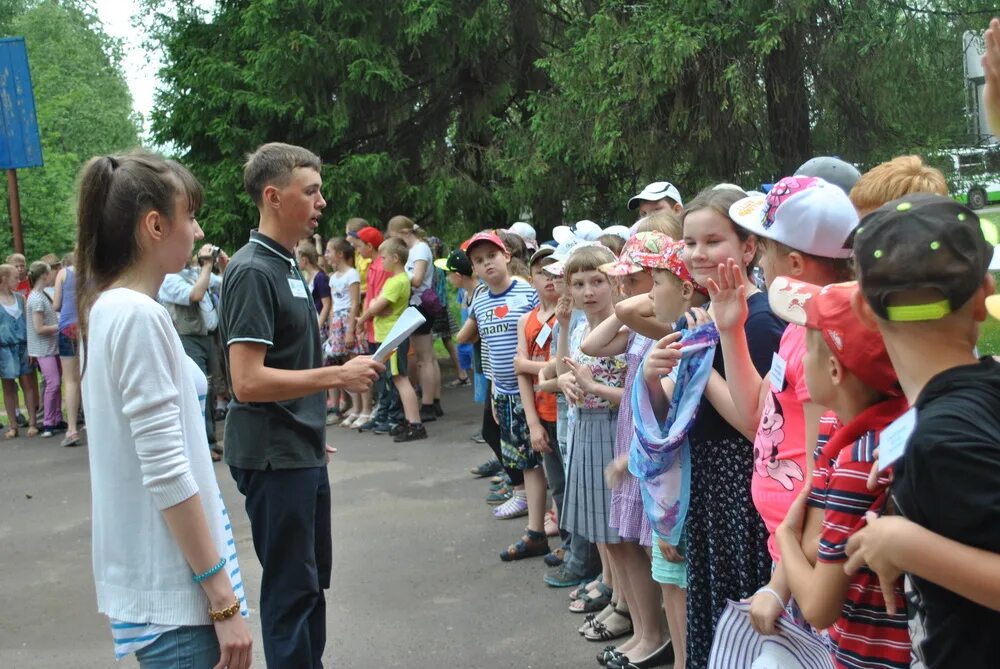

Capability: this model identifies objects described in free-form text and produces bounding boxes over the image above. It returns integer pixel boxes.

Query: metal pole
[6,169,23,255]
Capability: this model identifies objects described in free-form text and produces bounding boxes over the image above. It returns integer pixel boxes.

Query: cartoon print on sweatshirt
[754,392,804,490]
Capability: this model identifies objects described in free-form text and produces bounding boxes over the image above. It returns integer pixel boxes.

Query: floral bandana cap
[761,176,820,230]
[627,232,707,295]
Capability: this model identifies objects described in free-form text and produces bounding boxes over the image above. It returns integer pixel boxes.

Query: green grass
[979,316,1000,356]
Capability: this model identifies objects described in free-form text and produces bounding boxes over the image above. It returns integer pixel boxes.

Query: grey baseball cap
[794,156,862,194]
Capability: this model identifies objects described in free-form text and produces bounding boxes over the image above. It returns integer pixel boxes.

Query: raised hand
[705,258,749,333]
[555,295,573,326]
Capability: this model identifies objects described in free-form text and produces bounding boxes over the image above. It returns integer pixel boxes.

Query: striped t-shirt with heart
[469,278,538,395]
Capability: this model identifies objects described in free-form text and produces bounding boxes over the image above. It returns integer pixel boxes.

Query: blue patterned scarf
[630,322,720,545]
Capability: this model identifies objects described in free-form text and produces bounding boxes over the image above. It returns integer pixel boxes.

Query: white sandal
[339,413,358,427]
[349,413,371,428]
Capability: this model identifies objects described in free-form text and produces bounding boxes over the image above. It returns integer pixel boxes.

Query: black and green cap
[854,193,992,322]
[434,248,473,276]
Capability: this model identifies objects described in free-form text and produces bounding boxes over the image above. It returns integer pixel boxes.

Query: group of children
[445,151,1000,669]
[0,251,81,445]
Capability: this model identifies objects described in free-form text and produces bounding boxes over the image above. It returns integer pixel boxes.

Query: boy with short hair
[769,278,910,669]
[851,193,1000,668]
[356,237,426,442]
[848,156,948,216]
[456,231,546,558]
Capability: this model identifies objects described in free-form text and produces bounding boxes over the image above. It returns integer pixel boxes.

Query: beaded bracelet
[209,596,241,622]
[192,557,227,583]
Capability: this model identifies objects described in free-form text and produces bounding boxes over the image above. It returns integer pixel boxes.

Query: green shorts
[651,532,687,589]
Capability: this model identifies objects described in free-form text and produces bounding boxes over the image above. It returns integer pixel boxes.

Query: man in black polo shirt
[220,142,383,667]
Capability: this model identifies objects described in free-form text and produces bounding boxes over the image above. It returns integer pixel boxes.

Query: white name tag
[288,277,309,299]
[877,407,916,471]
[769,352,787,392]
[507,294,529,311]
[535,322,552,349]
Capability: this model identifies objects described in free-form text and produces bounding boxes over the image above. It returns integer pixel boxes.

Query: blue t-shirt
[470,278,538,395]
[690,291,785,444]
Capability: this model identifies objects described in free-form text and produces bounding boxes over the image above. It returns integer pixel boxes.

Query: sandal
[4,427,16,439]
[569,574,603,601]
[584,609,633,642]
[446,376,470,388]
[499,530,549,562]
[578,603,616,635]
[569,582,613,613]
[26,426,39,437]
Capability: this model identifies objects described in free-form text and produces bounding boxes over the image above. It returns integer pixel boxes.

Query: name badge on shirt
[769,352,787,392]
[535,322,552,349]
[506,294,529,311]
[288,277,309,299]
[877,406,917,471]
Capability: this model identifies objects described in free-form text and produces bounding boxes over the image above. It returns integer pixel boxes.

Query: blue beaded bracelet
[192,557,226,583]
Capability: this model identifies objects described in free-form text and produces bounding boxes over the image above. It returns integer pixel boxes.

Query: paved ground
[0,385,637,668]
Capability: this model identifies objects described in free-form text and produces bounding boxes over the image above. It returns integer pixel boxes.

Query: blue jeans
[135,626,219,668]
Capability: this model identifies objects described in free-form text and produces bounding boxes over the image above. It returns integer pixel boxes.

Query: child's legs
[523,466,547,534]
[411,333,437,406]
[442,336,463,380]
[2,378,18,427]
[60,354,80,433]
[596,542,613,592]
[618,541,668,656]
[19,372,38,428]
[37,356,62,426]
[662,584,686,669]
[391,374,421,423]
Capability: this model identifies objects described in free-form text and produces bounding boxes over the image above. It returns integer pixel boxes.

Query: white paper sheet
[372,306,427,363]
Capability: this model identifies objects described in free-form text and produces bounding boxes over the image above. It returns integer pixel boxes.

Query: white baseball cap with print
[729,176,858,259]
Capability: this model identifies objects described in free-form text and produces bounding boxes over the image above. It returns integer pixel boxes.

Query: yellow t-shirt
[354,252,372,293]
[373,272,410,342]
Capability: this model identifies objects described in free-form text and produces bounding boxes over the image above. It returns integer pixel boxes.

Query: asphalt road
[0,386,637,669]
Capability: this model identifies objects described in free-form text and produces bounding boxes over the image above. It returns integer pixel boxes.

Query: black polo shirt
[220,230,325,470]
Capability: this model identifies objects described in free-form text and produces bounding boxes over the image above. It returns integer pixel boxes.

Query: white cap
[507,221,536,242]
[602,225,631,241]
[627,181,683,210]
[553,219,603,243]
[729,176,858,259]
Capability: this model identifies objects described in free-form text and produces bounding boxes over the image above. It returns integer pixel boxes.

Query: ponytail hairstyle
[330,237,355,266]
[386,215,426,240]
[297,244,319,270]
[75,152,202,369]
[682,186,760,273]
[28,261,50,289]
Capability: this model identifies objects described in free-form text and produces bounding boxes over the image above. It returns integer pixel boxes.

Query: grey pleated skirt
[562,407,621,545]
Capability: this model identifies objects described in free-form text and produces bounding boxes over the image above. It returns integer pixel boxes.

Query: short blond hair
[636,210,683,239]
[0,264,17,282]
[563,245,617,280]
[850,156,948,214]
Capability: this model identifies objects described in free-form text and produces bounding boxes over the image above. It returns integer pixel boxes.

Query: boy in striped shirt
[456,231,548,561]
[769,278,911,669]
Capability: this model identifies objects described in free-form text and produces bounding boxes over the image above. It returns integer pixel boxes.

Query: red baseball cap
[768,277,900,396]
[351,227,383,248]
[461,231,508,254]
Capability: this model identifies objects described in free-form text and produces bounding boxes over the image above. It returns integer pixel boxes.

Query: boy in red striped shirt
[768,278,911,669]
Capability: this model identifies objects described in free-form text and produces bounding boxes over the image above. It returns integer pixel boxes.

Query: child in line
[851,194,1000,667]
[768,278,910,669]
[652,186,785,667]
[710,176,858,634]
[556,245,629,633]
[345,217,372,299]
[457,231,545,550]
[26,261,63,437]
[355,237,426,442]
[325,237,368,427]
[0,263,39,438]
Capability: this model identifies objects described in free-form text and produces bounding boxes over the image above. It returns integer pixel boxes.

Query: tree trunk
[763,21,812,176]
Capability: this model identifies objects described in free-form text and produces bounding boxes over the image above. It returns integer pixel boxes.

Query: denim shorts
[58,328,78,358]
[134,625,219,669]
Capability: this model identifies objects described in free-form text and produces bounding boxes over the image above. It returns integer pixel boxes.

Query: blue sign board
[0,37,42,169]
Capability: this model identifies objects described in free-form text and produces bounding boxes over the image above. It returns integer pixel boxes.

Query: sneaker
[389,421,409,437]
[493,494,528,519]
[433,400,444,417]
[40,428,54,438]
[544,547,566,567]
[470,430,486,444]
[485,486,512,505]
[419,405,437,423]
[357,419,379,432]
[470,459,502,478]
[500,530,549,562]
[489,477,510,491]
[325,413,341,426]
[489,473,507,485]
[393,422,427,443]
[544,564,588,588]
[371,422,392,435]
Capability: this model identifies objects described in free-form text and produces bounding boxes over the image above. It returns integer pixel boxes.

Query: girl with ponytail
[76,152,252,668]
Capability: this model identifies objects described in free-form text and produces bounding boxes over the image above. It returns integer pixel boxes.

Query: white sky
[94,0,214,140]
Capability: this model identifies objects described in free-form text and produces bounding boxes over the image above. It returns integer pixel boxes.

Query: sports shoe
[544,564,588,588]
[485,486,512,505]
[419,404,437,423]
[489,473,507,485]
[433,399,444,417]
[493,494,528,519]
[393,422,427,443]
[389,421,409,437]
[357,418,379,432]
[470,431,486,444]
[470,459,502,478]
[372,422,392,435]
